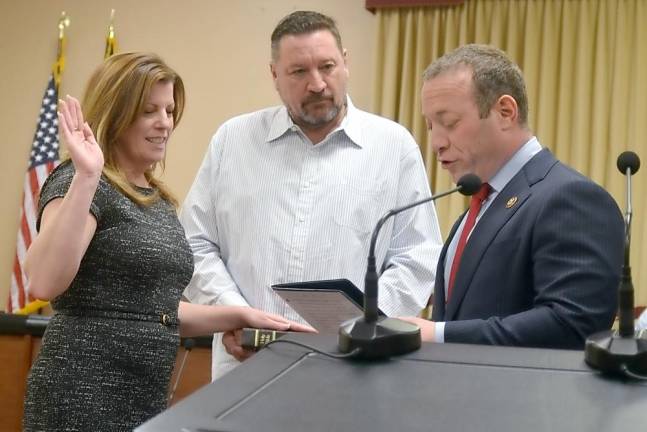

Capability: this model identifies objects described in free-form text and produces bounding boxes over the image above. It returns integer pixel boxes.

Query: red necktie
[447,183,491,302]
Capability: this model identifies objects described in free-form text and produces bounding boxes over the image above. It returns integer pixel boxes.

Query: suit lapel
[444,149,558,320]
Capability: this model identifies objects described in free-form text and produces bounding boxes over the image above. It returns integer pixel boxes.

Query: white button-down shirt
[180,98,443,378]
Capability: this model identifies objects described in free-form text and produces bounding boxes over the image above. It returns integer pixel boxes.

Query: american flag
[7,75,60,312]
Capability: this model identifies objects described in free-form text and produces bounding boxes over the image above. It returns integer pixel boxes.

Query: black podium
[137,334,647,432]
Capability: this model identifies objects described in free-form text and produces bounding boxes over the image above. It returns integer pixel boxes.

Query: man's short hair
[271,11,343,61]
[423,44,529,126]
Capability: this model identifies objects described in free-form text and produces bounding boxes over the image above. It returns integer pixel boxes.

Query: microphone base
[338,316,421,359]
[584,329,647,378]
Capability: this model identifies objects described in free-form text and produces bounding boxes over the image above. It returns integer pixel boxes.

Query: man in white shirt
[181,10,443,379]
[637,309,647,332]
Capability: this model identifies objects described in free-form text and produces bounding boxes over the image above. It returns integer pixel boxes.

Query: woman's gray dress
[23,162,193,431]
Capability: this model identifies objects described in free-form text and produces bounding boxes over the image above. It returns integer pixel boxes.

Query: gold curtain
[373,0,647,306]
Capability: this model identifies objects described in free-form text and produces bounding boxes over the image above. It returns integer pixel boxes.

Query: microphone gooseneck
[339,174,482,359]
[618,151,639,258]
[363,173,482,323]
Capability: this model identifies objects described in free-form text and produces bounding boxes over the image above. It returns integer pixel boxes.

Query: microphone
[338,173,482,359]
[617,151,640,336]
[585,151,647,379]
[617,151,640,176]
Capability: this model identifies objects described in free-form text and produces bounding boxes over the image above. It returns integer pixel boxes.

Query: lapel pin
[506,196,518,209]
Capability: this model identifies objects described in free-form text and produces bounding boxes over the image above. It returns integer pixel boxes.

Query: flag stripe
[20,201,33,248]
[13,256,26,309]
[9,274,18,311]
[23,176,37,240]
[14,228,30,308]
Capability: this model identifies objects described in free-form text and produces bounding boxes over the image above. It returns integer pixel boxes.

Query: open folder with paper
[272,279,386,335]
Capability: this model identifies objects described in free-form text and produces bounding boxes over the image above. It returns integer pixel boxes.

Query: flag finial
[54,11,70,90]
[105,9,117,59]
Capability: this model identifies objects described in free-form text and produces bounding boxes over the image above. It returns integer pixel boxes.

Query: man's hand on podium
[398,316,436,342]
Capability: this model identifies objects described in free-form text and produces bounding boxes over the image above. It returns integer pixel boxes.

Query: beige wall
[0,0,376,307]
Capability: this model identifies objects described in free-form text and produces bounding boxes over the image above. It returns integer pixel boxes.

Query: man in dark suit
[400,44,624,349]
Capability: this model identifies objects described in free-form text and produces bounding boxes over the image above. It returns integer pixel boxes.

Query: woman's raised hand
[58,95,104,178]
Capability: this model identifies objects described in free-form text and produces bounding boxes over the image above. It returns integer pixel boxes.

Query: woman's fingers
[58,99,75,134]
[242,308,316,333]
[66,95,84,131]
[262,319,291,331]
[57,110,72,140]
[82,122,97,146]
[262,312,316,333]
[285,321,317,333]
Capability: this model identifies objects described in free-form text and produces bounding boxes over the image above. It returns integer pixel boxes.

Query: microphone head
[617,151,640,175]
[457,173,482,196]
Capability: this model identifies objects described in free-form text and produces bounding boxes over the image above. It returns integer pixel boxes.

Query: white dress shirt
[181,98,443,378]
[637,309,647,332]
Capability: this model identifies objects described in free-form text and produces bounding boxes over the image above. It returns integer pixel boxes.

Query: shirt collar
[266,96,363,148]
[488,136,542,193]
[340,97,363,148]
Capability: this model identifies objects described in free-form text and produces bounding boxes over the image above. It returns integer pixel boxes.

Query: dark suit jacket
[432,149,624,349]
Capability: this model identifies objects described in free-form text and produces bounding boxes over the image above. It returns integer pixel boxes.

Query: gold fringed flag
[105,9,117,58]
[7,12,69,314]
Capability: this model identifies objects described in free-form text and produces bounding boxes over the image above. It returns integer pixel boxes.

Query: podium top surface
[137,334,647,432]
